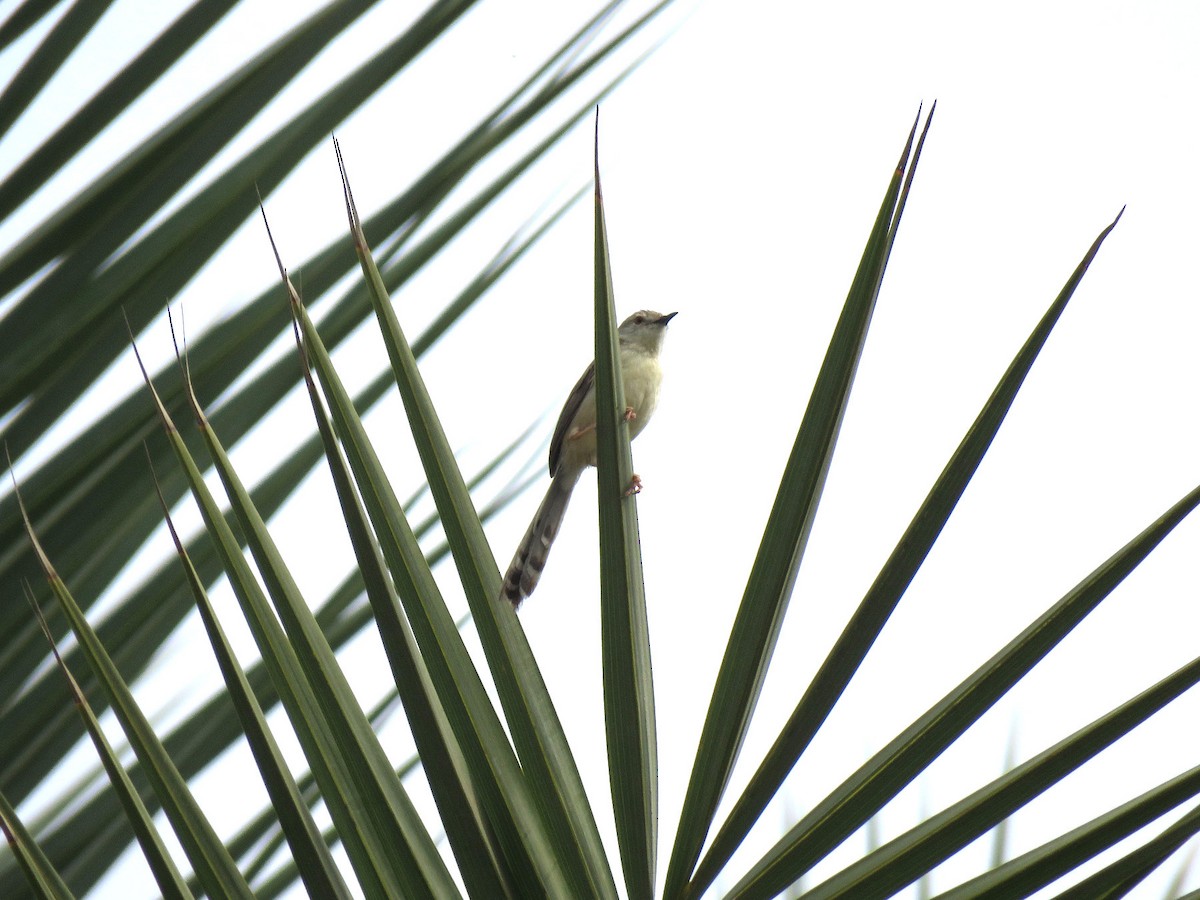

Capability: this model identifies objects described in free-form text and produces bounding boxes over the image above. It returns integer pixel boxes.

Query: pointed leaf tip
[258,199,287,280]
[332,136,364,242]
[594,106,603,200]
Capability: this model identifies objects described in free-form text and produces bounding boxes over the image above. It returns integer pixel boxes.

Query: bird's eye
[634,315,645,324]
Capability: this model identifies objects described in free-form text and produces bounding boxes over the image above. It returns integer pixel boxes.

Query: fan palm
[2,2,1199,898]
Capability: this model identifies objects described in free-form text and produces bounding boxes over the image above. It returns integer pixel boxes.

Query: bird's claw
[624,474,643,496]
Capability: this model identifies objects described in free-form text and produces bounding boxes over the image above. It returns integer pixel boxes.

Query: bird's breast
[621,352,663,441]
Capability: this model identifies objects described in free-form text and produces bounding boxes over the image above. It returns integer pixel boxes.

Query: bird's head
[618,309,677,353]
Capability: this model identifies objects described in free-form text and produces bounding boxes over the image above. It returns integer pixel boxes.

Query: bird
[501,309,677,607]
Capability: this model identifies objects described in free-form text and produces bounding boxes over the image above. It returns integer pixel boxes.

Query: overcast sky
[4,2,1200,897]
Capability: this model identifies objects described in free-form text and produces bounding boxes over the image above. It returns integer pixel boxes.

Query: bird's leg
[621,407,642,495]
[569,408,634,441]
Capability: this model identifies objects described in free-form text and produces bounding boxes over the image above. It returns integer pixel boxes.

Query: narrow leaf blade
[690,205,1124,895]
[666,110,926,898]
[593,118,658,900]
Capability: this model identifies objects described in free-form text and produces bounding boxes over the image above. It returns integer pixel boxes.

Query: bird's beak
[659,311,678,325]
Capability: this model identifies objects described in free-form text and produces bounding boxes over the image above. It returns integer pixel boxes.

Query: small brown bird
[501,310,677,607]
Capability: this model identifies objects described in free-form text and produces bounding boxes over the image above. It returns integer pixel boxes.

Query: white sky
[3,1,1200,897]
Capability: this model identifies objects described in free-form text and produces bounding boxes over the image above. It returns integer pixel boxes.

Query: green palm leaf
[686,204,1125,898]
[15,486,255,899]
[592,119,659,900]
[3,5,1196,898]
[665,109,931,900]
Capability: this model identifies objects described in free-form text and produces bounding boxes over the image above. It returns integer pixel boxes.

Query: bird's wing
[548,360,595,477]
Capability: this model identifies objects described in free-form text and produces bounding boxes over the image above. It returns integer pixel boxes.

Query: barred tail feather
[501,471,579,607]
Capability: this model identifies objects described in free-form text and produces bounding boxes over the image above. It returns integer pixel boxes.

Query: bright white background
[3,1,1199,897]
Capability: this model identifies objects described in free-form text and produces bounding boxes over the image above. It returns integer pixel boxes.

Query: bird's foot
[624,406,637,422]
[567,423,596,441]
[624,474,643,496]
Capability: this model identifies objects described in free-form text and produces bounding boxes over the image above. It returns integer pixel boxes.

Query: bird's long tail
[501,471,580,607]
